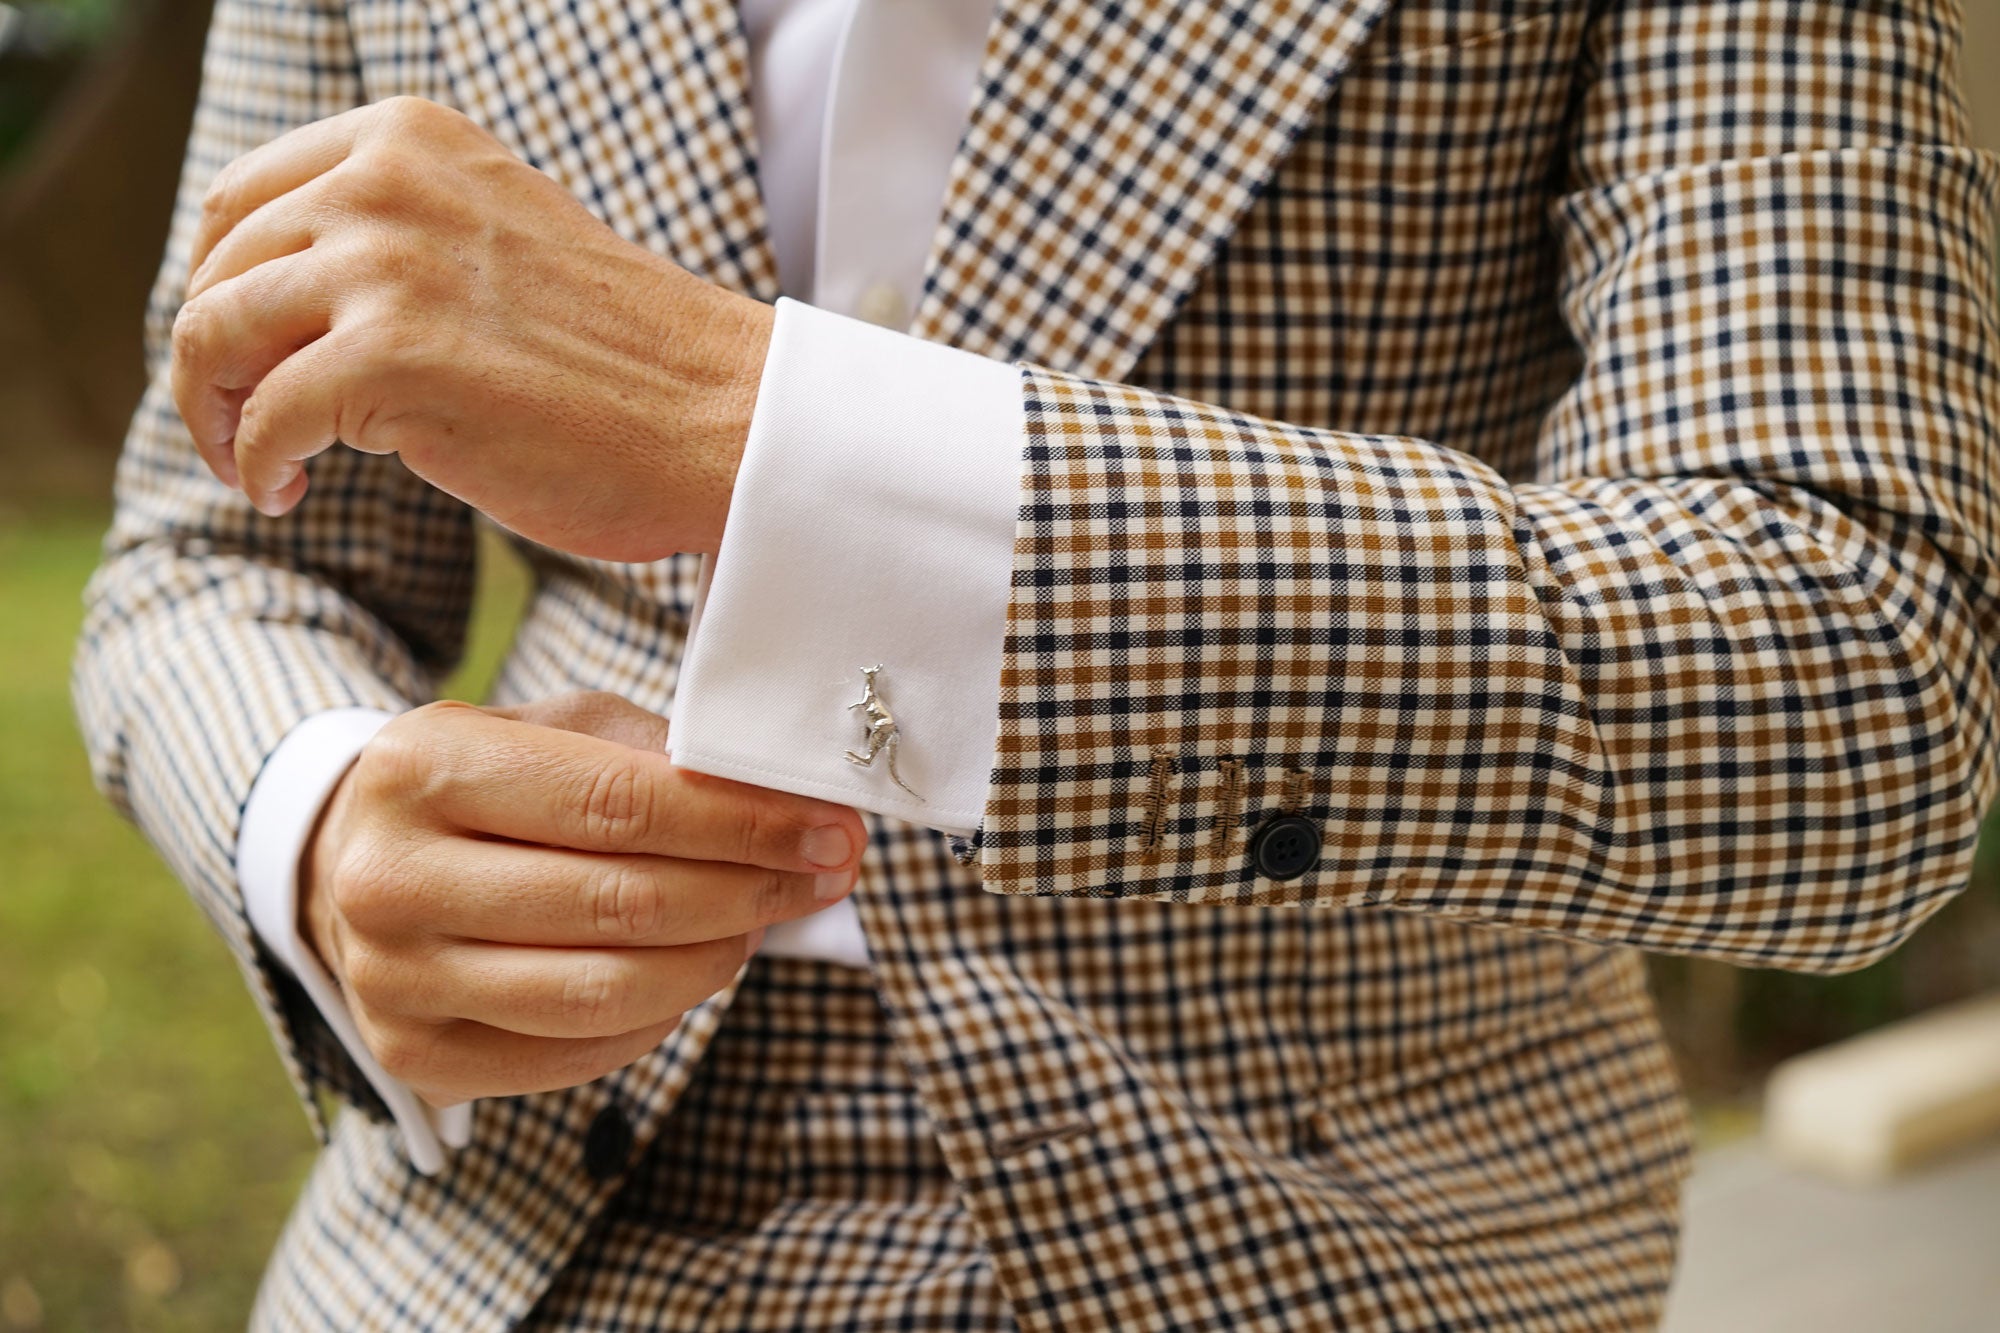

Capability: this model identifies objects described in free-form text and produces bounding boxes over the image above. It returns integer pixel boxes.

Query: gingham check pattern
[510,957,1013,1330]
[969,0,2000,978]
[72,0,1993,1328]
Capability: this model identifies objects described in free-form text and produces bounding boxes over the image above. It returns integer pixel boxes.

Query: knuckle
[591,863,662,943]
[231,388,272,451]
[367,701,473,803]
[345,149,424,217]
[327,839,399,929]
[375,94,421,123]
[346,393,409,462]
[370,1019,442,1082]
[582,760,652,844]
[558,957,630,1034]
[744,799,811,864]
[730,798,769,864]
[530,690,612,731]
[750,869,794,927]
[349,305,428,378]
[410,698,483,728]
[334,227,406,287]
[568,691,628,728]
[378,94,444,131]
[366,98,433,152]
[170,299,214,365]
[201,163,242,224]
[358,723,430,801]
[399,96,483,150]
[339,941,402,1011]
[340,320,402,386]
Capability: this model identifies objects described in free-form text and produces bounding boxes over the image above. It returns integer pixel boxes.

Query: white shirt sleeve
[669,297,1023,834]
[238,707,473,1175]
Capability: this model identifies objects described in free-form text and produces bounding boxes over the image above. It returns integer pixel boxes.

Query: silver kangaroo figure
[844,664,922,800]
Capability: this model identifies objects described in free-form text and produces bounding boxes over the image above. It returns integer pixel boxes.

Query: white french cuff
[238,706,473,1175]
[670,297,1023,835]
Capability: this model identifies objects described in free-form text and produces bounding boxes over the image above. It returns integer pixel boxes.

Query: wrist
[673,278,774,553]
[296,765,358,980]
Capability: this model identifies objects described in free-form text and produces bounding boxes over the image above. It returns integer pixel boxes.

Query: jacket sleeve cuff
[669,297,1023,834]
[238,707,473,1174]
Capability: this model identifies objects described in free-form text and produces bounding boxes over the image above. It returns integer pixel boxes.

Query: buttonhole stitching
[1137,745,1175,856]
[1212,759,1246,853]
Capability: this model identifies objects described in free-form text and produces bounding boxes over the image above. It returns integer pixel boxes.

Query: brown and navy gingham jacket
[76,0,2000,1327]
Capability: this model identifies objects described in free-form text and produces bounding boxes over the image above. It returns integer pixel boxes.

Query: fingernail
[252,491,288,518]
[801,825,854,869]
[744,926,767,956]
[814,870,853,901]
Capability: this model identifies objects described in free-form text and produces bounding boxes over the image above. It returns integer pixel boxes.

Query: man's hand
[300,692,865,1108]
[172,96,772,561]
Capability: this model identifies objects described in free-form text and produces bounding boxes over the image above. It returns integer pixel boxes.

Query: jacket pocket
[1355,0,1566,68]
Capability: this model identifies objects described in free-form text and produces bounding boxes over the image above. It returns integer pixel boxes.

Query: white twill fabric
[74,0,1999,1330]
[672,298,1023,834]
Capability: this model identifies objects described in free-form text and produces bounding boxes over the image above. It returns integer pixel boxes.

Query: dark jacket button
[1249,814,1322,882]
[583,1104,634,1182]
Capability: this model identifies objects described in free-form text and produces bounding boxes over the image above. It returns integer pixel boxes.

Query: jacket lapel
[426,0,1386,372]
[427,0,781,299]
[912,0,1394,383]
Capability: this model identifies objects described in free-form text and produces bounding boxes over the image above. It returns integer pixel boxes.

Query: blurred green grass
[0,509,526,1332]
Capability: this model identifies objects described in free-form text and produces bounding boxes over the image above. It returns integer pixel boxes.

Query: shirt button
[582,1103,634,1182]
[1248,814,1322,882]
[855,283,909,329]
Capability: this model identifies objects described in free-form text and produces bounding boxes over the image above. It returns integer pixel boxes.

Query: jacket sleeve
[72,0,476,1134]
[974,0,2000,975]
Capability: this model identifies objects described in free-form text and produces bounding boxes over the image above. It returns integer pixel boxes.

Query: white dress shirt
[238,0,1022,1172]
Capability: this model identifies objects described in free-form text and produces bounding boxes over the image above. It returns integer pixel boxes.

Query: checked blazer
[76,0,2000,1328]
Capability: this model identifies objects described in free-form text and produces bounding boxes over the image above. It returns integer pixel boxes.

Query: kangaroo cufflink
[844,664,924,801]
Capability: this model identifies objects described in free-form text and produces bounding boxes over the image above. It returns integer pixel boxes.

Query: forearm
[74,398,477,1130]
[82,0,476,946]
[78,389,472,854]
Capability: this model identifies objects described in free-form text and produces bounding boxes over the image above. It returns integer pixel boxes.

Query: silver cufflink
[844,664,923,801]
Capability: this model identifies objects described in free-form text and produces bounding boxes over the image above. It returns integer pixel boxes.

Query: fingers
[227,324,378,513]
[187,168,336,302]
[187,106,369,280]
[374,704,867,873]
[171,250,337,480]
[396,936,753,1039]
[375,1013,687,1107]
[187,96,485,287]
[488,691,671,754]
[387,839,854,947]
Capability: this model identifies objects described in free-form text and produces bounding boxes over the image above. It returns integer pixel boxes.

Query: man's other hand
[172,96,772,560]
[298,692,865,1108]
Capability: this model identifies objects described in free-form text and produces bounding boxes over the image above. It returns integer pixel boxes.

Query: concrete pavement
[1661,1137,2000,1332]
